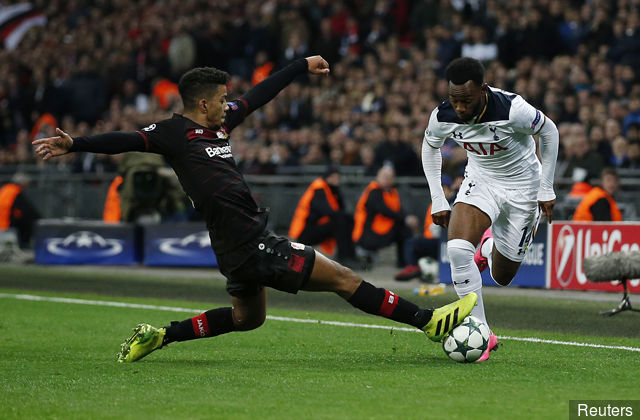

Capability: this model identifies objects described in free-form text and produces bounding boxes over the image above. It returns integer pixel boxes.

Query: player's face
[205,84,229,129]
[448,81,485,122]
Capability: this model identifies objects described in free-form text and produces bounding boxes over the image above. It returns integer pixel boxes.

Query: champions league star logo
[157,231,211,256]
[46,231,124,257]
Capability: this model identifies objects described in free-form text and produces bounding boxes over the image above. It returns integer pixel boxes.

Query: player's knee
[447,240,475,268]
[331,260,361,296]
[232,310,266,331]
[491,270,514,286]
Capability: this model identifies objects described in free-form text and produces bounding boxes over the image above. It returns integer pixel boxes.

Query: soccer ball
[418,257,439,283]
[442,316,490,363]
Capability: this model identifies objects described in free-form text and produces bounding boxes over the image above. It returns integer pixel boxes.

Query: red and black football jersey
[69,59,309,254]
[134,102,267,253]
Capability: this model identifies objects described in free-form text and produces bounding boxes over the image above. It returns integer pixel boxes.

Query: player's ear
[198,98,207,113]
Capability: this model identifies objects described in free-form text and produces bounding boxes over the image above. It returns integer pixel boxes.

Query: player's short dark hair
[178,67,230,110]
[445,58,485,86]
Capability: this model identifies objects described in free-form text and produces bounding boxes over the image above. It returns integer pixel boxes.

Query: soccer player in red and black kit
[33,55,476,362]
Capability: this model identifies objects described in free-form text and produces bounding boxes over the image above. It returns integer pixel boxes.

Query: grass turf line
[2,291,639,353]
[1,291,639,420]
[1,264,639,339]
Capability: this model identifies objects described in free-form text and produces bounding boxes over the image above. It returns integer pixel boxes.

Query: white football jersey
[424,87,544,189]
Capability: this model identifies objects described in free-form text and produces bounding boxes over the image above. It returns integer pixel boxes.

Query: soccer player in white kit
[422,57,558,361]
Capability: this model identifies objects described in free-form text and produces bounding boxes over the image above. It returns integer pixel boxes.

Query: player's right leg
[447,202,492,326]
[303,251,477,342]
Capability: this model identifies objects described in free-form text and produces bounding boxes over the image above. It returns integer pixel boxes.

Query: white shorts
[454,176,540,262]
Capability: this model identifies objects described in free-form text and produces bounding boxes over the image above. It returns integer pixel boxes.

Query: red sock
[347,281,432,328]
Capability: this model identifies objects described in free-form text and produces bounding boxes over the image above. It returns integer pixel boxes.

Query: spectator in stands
[69,54,108,124]
[610,135,630,168]
[0,172,40,248]
[623,98,640,137]
[573,167,622,222]
[352,165,419,267]
[561,123,604,182]
[2,0,640,222]
[373,124,420,176]
[289,166,355,263]
[628,140,640,169]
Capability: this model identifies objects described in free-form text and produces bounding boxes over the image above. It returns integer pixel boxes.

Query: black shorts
[216,231,316,297]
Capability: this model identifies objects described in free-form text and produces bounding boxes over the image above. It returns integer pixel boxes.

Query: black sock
[347,281,432,328]
[164,307,235,344]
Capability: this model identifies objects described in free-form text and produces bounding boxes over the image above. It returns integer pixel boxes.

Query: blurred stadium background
[2,2,640,418]
[1,0,640,229]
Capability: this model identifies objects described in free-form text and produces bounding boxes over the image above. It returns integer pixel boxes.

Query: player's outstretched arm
[32,128,73,160]
[239,56,329,116]
[34,129,147,159]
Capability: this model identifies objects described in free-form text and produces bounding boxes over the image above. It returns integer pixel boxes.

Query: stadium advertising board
[438,223,547,288]
[34,220,138,265]
[143,223,217,267]
[548,222,640,293]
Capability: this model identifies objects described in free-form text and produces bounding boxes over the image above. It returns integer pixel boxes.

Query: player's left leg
[304,251,477,342]
[483,189,540,287]
[117,290,266,363]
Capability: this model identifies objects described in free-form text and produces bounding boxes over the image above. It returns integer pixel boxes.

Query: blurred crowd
[2,0,640,182]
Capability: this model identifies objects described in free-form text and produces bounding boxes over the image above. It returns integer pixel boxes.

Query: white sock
[481,237,501,286]
[447,239,488,326]
[473,291,486,325]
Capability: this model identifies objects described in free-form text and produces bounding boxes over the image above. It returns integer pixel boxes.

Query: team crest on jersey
[216,127,228,139]
[290,242,305,250]
[227,102,238,111]
[187,126,228,140]
[488,125,499,141]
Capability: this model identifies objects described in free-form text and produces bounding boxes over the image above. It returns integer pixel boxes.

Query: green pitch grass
[1,265,639,420]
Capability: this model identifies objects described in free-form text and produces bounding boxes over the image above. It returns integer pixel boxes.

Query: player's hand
[432,210,451,228]
[538,199,555,224]
[305,55,330,75]
[32,128,73,160]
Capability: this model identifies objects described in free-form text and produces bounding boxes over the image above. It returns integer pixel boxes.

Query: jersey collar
[467,93,489,124]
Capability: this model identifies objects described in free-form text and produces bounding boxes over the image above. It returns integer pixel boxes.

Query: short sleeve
[424,108,446,148]
[510,95,544,135]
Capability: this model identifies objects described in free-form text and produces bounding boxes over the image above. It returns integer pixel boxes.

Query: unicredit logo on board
[553,224,640,287]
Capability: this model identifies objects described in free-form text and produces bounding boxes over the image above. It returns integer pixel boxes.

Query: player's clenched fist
[305,55,330,75]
